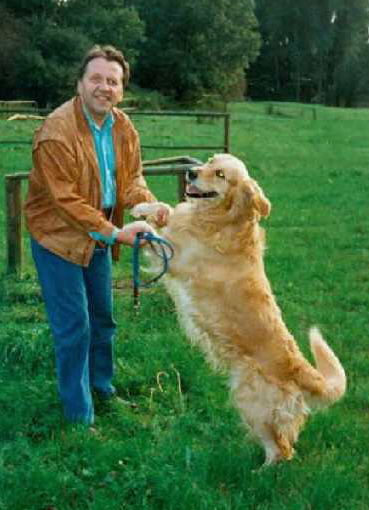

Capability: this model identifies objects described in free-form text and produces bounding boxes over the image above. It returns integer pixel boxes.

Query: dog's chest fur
[162,228,246,368]
[164,273,225,368]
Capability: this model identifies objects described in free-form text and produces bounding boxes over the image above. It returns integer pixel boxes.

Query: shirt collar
[81,101,115,133]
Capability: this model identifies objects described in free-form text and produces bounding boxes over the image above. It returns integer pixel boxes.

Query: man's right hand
[116,220,155,247]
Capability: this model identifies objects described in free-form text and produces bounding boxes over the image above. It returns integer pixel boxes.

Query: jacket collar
[73,97,102,203]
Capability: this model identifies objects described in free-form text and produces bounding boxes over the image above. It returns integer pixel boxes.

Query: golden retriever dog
[131,153,346,465]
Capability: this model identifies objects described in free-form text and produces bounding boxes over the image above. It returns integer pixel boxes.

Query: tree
[0,5,29,100]
[129,0,261,101]
[0,0,145,106]
[249,0,369,106]
[249,0,338,102]
[1,0,60,19]
[328,0,369,106]
[11,21,91,107]
[58,0,145,66]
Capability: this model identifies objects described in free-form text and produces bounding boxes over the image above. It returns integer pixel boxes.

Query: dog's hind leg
[234,395,290,464]
[256,424,289,465]
[230,357,312,465]
[230,359,296,465]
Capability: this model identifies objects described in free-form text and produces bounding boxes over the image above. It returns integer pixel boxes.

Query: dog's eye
[215,170,225,179]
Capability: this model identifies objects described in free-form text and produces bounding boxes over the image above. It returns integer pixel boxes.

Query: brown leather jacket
[24,96,156,266]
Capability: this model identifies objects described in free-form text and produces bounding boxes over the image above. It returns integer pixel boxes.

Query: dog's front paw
[131,202,154,218]
[131,202,172,227]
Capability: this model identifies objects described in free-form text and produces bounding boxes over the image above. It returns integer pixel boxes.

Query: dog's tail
[308,326,346,404]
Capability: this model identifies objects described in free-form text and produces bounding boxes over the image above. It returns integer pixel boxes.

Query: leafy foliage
[1,0,145,107]
[0,0,260,106]
[249,0,369,105]
[1,0,369,106]
[130,0,260,101]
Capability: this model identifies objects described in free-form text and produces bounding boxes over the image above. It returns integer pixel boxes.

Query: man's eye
[215,170,225,179]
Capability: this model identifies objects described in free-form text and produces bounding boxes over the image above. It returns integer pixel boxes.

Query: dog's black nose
[187,168,198,181]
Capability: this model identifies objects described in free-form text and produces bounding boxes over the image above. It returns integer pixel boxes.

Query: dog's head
[186,154,271,220]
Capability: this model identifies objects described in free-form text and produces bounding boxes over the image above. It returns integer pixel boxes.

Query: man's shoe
[95,392,137,410]
[111,396,137,408]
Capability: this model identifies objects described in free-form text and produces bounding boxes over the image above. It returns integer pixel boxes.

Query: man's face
[78,57,124,125]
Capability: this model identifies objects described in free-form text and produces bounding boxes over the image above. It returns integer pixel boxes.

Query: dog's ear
[242,179,271,218]
[253,180,271,217]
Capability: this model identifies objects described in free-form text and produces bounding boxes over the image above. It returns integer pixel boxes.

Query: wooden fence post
[178,173,186,201]
[224,113,230,153]
[3,157,204,274]
[5,175,23,274]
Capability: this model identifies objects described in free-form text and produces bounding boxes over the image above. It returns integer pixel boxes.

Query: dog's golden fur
[132,154,346,465]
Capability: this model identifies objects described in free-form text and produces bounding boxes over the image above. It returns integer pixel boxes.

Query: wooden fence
[4,156,202,274]
[2,109,230,274]
[0,109,231,153]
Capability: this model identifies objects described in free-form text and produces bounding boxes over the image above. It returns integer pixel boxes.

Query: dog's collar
[186,191,218,199]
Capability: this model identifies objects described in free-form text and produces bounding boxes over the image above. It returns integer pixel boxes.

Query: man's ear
[242,179,271,218]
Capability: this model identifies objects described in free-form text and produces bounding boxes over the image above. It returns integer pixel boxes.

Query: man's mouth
[95,95,111,103]
[186,184,218,198]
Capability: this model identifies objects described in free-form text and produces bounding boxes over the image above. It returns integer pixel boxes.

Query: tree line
[1,0,368,108]
[250,0,369,107]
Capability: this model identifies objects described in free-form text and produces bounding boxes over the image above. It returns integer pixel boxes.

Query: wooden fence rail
[0,110,231,154]
[2,110,230,274]
[4,156,202,274]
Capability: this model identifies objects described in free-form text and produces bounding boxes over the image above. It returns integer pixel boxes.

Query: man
[24,45,169,426]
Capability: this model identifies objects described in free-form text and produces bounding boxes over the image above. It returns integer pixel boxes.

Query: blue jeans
[31,238,117,425]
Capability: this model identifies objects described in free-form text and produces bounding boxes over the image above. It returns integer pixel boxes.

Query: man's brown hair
[78,45,130,87]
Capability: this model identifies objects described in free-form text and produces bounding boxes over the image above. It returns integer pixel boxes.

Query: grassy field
[0,101,368,509]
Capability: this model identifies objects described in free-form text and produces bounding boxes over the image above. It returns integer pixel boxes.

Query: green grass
[1,101,369,509]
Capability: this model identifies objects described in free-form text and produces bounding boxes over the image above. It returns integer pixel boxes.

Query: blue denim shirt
[83,104,119,245]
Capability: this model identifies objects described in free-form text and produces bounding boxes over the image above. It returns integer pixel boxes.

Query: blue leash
[132,232,174,308]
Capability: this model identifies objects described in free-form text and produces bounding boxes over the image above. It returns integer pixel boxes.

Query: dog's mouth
[186,184,218,199]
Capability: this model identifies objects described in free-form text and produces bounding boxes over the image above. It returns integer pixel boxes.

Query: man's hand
[116,221,155,246]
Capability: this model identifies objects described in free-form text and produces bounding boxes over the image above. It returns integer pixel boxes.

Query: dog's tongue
[186,184,203,195]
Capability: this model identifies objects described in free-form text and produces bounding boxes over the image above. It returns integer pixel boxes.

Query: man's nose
[98,80,111,90]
